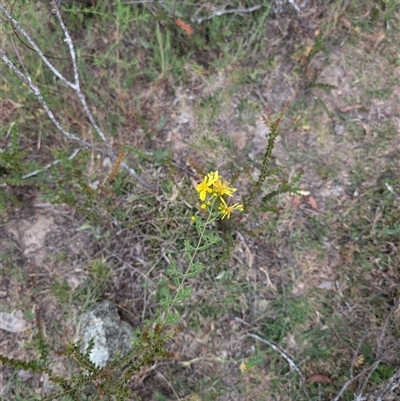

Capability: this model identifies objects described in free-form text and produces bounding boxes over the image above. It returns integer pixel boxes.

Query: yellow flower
[196,171,220,201]
[196,172,242,219]
[211,179,237,198]
[191,216,197,222]
[196,180,211,201]
[206,171,220,185]
[218,197,244,220]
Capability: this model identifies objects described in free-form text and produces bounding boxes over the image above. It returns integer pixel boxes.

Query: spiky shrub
[0,123,39,214]
[244,102,303,211]
[0,316,180,401]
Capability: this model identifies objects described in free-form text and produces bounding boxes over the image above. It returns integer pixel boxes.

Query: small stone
[79,300,134,368]
[334,124,345,135]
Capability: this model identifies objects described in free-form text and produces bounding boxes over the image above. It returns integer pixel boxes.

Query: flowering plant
[157,171,243,324]
[195,171,243,220]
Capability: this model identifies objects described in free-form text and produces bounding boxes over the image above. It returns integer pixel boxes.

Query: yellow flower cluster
[195,171,244,219]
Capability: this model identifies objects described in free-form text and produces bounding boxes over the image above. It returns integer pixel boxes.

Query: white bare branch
[247,333,302,375]
[50,3,111,151]
[235,317,310,400]
[0,4,75,89]
[22,148,81,179]
[191,5,263,24]
[273,0,310,14]
[0,4,150,188]
[375,368,400,401]
[334,297,400,401]
[332,360,382,401]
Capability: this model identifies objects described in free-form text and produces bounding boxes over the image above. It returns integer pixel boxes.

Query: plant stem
[165,202,217,320]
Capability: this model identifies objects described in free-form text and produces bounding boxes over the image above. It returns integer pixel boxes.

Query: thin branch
[355,297,400,398]
[0,50,150,188]
[332,360,382,401]
[0,5,75,89]
[154,369,180,401]
[192,5,262,24]
[0,4,151,188]
[235,317,310,400]
[349,332,370,380]
[0,50,96,148]
[273,0,310,14]
[288,0,301,13]
[22,148,81,179]
[105,249,156,287]
[377,297,400,356]
[1,3,109,149]
[247,333,304,378]
[297,0,310,11]
[334,298,400,401]
[50,3,111,151]
[374,368,400,401]
[10,36,30,79]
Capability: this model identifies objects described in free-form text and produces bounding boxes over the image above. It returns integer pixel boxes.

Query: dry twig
[191,5,262,24]
[235,317,310,400]
[0,3,150,188]
[333,297,400,401]
[374,368,400,401]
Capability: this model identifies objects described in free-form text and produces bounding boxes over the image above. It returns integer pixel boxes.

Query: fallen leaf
[261,212,270,220]
[240,361,248,373]
[306,196,318,210]
[296,190,310,196]
[362,123,372,136]
[175,19,193,36]
[303,38,315,57]
[0,99,21,122]
[291,196,301,210]
[337,104,363,113]
[372,32,385,49]
[110,29,118,41]
[339,17,352,30]
[306,374,332,384]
